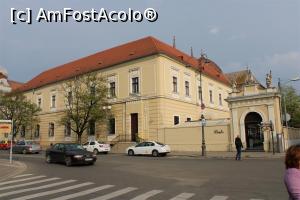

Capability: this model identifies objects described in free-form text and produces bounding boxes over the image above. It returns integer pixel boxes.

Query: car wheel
[93,149,99,155]
[22,149,27,154]
[103,152,108,154]
[65,157,72,167]
[152,150,159,157]
[46,155,52,163]
[128,149,134,156]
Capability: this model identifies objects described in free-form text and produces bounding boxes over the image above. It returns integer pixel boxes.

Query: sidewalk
[170,151,285,159]
[0,159,27,181]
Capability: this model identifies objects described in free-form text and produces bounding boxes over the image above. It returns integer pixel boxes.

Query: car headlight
[92,154,97,157]
[73,155,83,159]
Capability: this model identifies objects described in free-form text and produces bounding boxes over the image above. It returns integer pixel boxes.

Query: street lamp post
[201,114,206,156]
[198,54,209,156]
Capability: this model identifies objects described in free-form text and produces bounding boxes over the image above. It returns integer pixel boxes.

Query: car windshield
[26,141,38,145]
[156,142,165,146]
[65,144,84,150]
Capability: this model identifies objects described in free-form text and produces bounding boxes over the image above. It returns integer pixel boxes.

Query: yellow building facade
[14,36,284,152]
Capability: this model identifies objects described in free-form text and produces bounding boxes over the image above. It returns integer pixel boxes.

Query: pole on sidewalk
[9,120,13,164]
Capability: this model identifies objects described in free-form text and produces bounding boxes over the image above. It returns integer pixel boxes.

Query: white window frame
[129,68,140,96]
[184,73,191,100]
[50,91,57,111]
[108,75,118,98]
[37,95,42,109]
[171,67,180,98]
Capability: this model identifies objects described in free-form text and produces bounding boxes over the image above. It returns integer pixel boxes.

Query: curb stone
[0,159,27,181]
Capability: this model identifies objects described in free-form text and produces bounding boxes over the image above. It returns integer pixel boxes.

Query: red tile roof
[8,80,23,91]
[18,36,230,92]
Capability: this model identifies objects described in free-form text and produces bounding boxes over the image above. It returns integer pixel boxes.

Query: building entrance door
[131,113,138,142]
[244,112,264,150]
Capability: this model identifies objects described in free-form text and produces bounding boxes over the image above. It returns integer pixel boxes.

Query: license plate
[85,158,93,161]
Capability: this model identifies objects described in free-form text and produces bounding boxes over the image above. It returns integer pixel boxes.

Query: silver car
[12,140,41,154]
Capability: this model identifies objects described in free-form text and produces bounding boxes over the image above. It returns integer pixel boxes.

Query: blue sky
[1,0,300,92]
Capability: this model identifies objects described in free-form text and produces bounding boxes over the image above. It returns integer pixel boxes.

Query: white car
[82,141,111,154]
[126,141,171,157]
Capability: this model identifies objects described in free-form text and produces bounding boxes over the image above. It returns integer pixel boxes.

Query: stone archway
[244,112,263,150]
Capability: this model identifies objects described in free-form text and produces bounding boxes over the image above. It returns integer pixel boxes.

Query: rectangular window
[90,86,96,96]
[64,122,71,137]
[219,93,222,106]
[198,86,202,100]
[67,91,72,105]
[109,82,116,97]
[20,125,25,137]
[35,124,40,138]
[88,120,95,135]
[185,81,190,96]
[51,95,56,108]
[132,77,139,94]
[37,98,42,108]
[209,90,213,103]
[109,118,115,134]
[187,117,191,122]
[174,116,179,125]
[48,123,54,137]
[172,76,178,93]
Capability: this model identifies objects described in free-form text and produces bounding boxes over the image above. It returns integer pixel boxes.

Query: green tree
[59,72,110,143]
[282,86,300,127]
[0,92,40,138]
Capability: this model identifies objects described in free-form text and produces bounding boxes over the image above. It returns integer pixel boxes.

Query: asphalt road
[0,151,288,200]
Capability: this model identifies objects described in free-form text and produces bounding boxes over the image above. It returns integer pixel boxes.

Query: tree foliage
[59,72,110,143]
[0,92,40,137]
[282,86,300,128]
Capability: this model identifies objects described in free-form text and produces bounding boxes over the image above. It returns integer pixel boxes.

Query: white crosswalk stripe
[0,177,60,191]
[209,196,229,200]
[130,190,163,200]
[90,187,138,200]
[13,174,33,178]
[50,185,114,200]
[1,174,266,200]
[10,182,93,200]
[0,175,46,186]
[0,180,76,198]
[169,193,195,200]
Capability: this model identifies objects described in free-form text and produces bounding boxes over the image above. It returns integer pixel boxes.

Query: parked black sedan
[45,143,97,166]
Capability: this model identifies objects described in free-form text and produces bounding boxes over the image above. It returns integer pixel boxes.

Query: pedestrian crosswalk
[0,174,266,200]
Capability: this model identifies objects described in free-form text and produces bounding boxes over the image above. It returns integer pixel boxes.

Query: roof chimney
[172,36,176,48]
[190,47,194,57]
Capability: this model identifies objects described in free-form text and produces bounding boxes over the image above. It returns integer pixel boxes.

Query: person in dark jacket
[235,135,243,160]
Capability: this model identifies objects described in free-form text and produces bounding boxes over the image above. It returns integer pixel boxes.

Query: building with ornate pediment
[6,36,286,152]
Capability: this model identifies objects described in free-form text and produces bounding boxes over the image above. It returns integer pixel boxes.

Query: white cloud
[265,51,300,68]
[209,26,220,35]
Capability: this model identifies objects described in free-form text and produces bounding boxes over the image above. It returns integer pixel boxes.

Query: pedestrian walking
[284,144,300,200]
[235,135,243,160]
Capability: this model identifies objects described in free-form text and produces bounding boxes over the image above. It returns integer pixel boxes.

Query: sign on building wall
[0,120,12,134]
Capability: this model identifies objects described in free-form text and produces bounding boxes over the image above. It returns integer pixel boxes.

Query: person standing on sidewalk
[284,144,300,200]
[235,135,243,160]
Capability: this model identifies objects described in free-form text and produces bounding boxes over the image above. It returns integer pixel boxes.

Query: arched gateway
[226,69,283,152]
[244,112,263,150]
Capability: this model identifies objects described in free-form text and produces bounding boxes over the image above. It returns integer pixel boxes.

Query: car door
[134,142,146,155]
[89,141,96,152]
[15,141,25,153]
[50,144,65,162]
